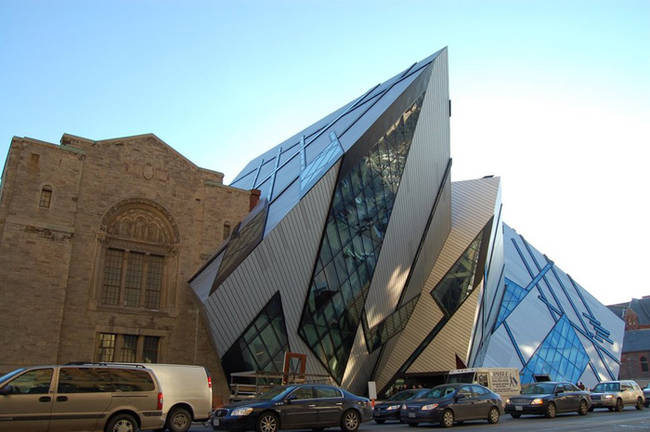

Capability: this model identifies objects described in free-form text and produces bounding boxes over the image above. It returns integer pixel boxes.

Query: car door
[621,383,634,404]
[553,384,570,412]
[49,367,113,432]
[281,385,318,429]
[562,383,581,411]
[452,386,475,420]
[471,385,492,418]
[313,386,345,427]
[0,367,54,432]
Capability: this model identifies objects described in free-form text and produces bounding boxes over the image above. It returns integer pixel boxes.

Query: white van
[127,363,212,432]
[447,368,521,398]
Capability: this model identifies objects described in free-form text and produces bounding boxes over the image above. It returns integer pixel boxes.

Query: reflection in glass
[363,294,420,352]
[222,292,289,383]
[298,93,425,382]
[494,278,529,330]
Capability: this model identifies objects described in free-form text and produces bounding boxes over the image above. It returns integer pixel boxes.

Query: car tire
[588,406,594,412]
[487,406,500,424]
[256,412,279,432]
[105,413,139,432]
[510,413,521,418]
[440,409,454,428]
[636,397,643,410]
[615,398,623,412]
[545,402,556,419]
[578,400,588,416]
[341,409,360,432]
[375,419,385,424]
[608,407,614,412]
[167,407,192,432]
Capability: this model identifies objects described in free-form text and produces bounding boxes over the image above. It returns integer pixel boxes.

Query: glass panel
[102,248,123,305]
[96,333,116,362]
[39,188,52,208]
[109,369,154,392]
[145,255,163,309]
[364,294,420,352]
[494,278,529,329]
[143,336,159,363]
[125,252,144,307]
[221,293,289,382]
[8,369,53,394]
[298,93,425,382]
[118,335,138,362]
[520,315,589,384]
[58,368,113,393]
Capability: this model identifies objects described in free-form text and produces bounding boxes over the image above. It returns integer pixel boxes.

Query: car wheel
[615,398,623,412]
[375,419,385,424]
[105,413,139,432]
[545,402,556,419]
[256,412,279,432]
[578,400,588,416]
[636,397,643,410]
[608,407,614,412]
[487,406,500,424]
[341,409,360,432]
[440,409,454,428]
[510,413,521,418]
[167,407,192,432]
[588,406,594,412]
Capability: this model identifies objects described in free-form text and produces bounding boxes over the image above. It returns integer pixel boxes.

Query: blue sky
[1,1,649,305]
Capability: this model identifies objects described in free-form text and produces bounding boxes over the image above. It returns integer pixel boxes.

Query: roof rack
[64,362,146,369]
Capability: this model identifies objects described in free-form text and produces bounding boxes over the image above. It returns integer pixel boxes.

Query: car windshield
[0,368,24,384]
[521,383,556,394]
[258,385,295,401]
[426,386,457,399]
[387,389,418,401]
[593,383,620,393]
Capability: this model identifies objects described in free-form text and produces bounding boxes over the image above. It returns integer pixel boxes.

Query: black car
[400,383,503,428]
[644,383,650,408]
[505,382,591,418]
[211,384,372,432]
[373,388,430,424]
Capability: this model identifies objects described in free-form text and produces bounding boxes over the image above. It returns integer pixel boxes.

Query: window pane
[145,255,163,309]
[118,335,138,362]
[102,249,123,305]
[8,369,53,394]
[143,336,159,363]
[125,252,144,307]
[315,386,341,398]
[39,188,52,208]
[58,368,113,393]
[109,369,154,392]
[97,333,116,362]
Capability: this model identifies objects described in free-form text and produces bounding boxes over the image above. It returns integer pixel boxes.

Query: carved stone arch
[100,198,180,247]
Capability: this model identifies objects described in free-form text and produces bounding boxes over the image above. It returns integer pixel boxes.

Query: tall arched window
[223,222,231,240]
[641,356,648,372]
[39,185,52,208]
[99,200,178,310]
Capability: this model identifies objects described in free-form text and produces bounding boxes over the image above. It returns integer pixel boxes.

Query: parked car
[373,388,430,424]
[0,363,164,432]
[400,383,503,428]
[211,383,372,432]
[644,383,650,407]
[589,380,645,411]
[126,363,213,432]
[505,382,591,418]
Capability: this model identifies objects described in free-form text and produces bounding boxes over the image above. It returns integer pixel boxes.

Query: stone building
[0,133,256,401]
[608,297,650,384]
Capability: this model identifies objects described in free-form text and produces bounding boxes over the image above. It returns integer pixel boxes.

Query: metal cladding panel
[577,332,610,381]
[481,324,524,370]
[579,363,599,390]
[364,50,450,328]
[374,177,499,390]
[190,250,224,303]
[503,226,533,288]
[341,325,382,395]
[503,287,556,363]
[201,162,339,376]
[407,285,480,373]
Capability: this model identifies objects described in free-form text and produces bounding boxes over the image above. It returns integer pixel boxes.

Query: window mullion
[119,250,129,306]
[140,253,149,308]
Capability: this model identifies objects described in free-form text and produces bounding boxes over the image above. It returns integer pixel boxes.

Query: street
[186,407,650,432]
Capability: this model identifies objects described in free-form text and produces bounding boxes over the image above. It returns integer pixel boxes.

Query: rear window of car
[108,369,154,392]
[58,368,114,393]
[316,386,341,398]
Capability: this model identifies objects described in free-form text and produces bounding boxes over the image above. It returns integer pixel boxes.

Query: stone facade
[0,133,255,403]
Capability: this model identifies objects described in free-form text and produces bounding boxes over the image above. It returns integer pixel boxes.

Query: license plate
[408,412,416,418]
[515,406,523,411]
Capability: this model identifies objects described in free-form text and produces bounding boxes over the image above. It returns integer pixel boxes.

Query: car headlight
[505,398,510,404]
[401,404,407,410]
[386,404,401,411]
[421,403,439,411]
[530,398,544,405]
[231,407,254,416]
[604,394,613,399]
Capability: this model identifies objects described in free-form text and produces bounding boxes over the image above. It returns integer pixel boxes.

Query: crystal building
[189,48,624,394]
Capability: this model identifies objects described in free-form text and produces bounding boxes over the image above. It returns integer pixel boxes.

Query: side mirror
[0,385,13,395]
[455,393,466,401]
[285,395,297,404]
